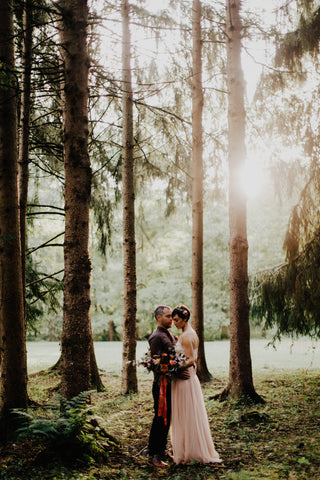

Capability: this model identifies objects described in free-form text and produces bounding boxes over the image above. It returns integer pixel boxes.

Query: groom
[147,305,176,467]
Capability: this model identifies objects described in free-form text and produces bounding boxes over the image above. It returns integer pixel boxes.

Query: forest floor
[0,368,319,480]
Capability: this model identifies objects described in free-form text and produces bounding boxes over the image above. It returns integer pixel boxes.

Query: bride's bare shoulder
[181,329,198,346]
[187,328,199,348]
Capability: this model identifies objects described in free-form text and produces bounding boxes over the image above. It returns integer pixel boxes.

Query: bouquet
[139,346,187,378]
[139,346,187,426]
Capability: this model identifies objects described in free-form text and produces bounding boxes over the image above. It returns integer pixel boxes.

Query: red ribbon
[158,375,168,425]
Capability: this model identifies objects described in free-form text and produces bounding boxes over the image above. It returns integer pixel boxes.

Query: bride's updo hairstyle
[172,305,190,321]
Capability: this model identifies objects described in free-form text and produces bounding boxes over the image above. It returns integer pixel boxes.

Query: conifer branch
[27,232,65,256]
[26,269,64,288]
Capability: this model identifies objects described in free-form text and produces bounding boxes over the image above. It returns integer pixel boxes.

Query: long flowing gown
[171,341,222,464]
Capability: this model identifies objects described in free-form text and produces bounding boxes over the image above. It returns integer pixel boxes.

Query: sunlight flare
[240,157,266,199]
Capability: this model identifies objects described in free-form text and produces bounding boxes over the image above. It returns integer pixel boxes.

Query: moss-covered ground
[0,369,319,480]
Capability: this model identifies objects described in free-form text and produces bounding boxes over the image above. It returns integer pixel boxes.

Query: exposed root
[210,384,266,404]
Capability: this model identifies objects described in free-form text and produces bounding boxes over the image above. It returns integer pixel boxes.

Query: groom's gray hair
[154,305,171,320]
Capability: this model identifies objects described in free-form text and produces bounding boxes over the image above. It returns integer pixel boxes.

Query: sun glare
[240,158,266,200]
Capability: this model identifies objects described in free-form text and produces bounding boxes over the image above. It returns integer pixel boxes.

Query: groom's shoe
[148,456,168,468]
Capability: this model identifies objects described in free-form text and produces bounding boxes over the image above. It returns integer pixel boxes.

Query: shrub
[15,391,119,464]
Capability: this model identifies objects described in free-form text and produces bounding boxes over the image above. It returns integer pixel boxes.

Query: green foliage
[0,61,17,91]
[283,162,320,261]
[275,3,320,70]
[26,254,63,338]
[90,189,233,341]
[247,0,320,342]
[17,390,91,440]
[15,391,118,464]
[250,231,320,340]
[250,153,320,340]
[224,473,256,480]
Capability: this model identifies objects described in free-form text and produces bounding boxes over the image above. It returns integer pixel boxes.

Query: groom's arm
[174,369,190,380]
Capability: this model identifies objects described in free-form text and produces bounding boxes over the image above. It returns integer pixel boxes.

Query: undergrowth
[14,390,119,465]
[0,369,319,480]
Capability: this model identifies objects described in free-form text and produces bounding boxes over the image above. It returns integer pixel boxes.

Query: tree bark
[59,0,92,400]
[89,329,104,391]
[121,0,138,394]
[0,0,28,418]
[191,0,212,383]
[219,0,263,403]
[18,0,33,320]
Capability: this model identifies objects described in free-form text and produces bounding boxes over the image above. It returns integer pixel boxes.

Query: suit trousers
[148,378,172,457]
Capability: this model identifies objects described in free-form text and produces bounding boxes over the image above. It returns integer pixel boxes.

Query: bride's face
[172,314,185,330]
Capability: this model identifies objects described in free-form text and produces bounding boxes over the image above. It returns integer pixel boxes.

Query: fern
[15,391,119,463]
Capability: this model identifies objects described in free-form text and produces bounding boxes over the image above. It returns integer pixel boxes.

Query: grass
[0,368,319,480]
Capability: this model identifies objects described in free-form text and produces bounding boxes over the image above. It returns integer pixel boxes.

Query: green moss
[1,369,319,480]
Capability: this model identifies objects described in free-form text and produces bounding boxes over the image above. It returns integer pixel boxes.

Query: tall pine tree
[121,0,138,395]
[58,0,92,399]
[218,0,262,403]
[0,0,28,429]
[191,0,212,382]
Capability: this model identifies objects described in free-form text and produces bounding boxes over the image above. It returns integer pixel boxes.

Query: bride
[171,305,222,465]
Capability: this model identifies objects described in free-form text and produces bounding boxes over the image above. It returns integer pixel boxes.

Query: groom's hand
[174,369,190,380]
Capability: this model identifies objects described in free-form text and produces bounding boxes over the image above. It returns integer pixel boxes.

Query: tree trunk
[108,320,114,341]
[18,0,33,320]
[191,0,212,383]
[59,0,92,400]
[89,330,104,392]
[121,0,138,394]
[46,341,104,392]
[0,0,28,419]
[220,0,263,403]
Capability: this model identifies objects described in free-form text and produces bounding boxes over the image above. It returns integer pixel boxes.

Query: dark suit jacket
[148,327,176,380]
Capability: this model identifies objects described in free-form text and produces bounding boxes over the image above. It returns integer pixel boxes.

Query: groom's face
[157,308,172,330]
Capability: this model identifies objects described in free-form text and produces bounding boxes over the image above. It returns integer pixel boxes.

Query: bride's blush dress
[171,341,222,464]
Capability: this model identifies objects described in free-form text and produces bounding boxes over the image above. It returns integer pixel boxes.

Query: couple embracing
[147,305,222,467]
